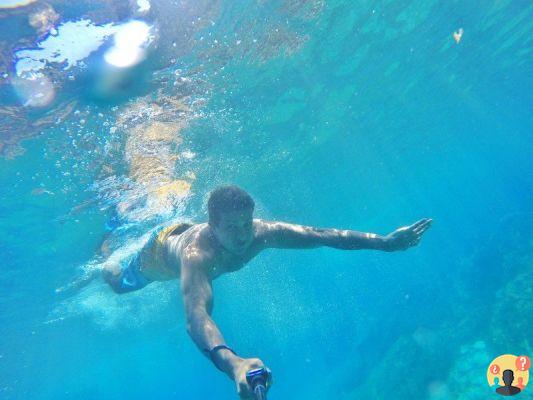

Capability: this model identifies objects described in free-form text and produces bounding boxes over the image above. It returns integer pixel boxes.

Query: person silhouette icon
[493,377,500,386]
[496,369,522,396]
[516,377,525,391]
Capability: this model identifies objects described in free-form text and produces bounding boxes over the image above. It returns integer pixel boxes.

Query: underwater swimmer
[103,185,432,399]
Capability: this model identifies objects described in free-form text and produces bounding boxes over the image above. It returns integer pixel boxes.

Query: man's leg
[102,263,127,294]
[102,253,152,294]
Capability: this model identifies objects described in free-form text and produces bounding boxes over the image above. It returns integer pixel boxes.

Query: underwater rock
[0,99,76,158]
[280,0,325,21]
[461,213,533,306]
[191,0,322,69]
[490,267,533,355]
[443,340,494,400]
[430,214,533,398]
[345,328,454,399]
[110,93,196,221]
[0,106,36,158]
[125,120,184,184]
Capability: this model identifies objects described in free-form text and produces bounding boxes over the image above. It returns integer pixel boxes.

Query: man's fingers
[410,219,427,230]
[414,225,429,235]
[402,218,432,247]
[408,220,426,233]
[416,218,432,228]
[238,384,252,400]
[413,219,432,234]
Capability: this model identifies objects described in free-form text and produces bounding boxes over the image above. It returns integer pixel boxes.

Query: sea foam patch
[15,19,119,76]
[14,19,153,77]
[137,0,151,13]
[104,20,152,68]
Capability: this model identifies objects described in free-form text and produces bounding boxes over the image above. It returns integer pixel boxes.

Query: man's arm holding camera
[180,249,267,398]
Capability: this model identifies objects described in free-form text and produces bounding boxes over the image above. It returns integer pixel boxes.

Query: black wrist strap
[204,345,237,372]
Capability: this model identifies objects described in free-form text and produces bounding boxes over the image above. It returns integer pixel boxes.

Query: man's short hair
[208,185,255,226]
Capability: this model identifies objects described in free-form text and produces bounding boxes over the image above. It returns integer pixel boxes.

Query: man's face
[212,209,254,255]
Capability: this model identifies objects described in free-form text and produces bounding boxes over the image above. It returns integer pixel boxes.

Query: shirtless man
[103,185,432,399]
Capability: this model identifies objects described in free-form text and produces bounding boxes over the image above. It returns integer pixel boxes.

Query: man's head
[208,185,255,254]
[502,369,515,386]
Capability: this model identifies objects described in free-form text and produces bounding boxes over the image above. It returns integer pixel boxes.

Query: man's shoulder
[180,246,215,276]
[180,224,216,265]
[253,218,277,232]
[253,218,283,240]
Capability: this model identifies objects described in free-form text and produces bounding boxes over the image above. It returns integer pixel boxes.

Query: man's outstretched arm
[180,251,271,398]
[257,218,432,252]
[180,252,241,379]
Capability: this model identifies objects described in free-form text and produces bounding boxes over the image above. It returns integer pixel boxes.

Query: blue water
[1,1,532,399]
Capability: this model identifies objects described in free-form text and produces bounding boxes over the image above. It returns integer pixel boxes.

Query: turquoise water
[1,1,532,399]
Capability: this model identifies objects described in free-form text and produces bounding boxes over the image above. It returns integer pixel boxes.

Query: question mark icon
[491,364,500,374]
[515,355,531,371]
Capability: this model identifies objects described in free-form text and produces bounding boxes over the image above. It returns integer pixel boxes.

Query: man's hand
[232,357,272,399]
[384,218,432,251]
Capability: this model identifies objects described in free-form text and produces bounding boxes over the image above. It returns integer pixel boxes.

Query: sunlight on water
[15,19,118,76]
[0,0,35,8]
[104,20,152,68]
[136,0,151,13]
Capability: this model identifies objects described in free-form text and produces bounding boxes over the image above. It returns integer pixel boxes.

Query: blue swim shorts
[104,246,154,294]
[104,223,191,293]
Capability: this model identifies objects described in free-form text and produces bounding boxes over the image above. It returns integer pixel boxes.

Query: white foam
[15,19,153,76]
[50,280,175,330]
[104,21,152,68]
[137,0,151,13]
[15,19,118,76]
[48,232,176,330]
